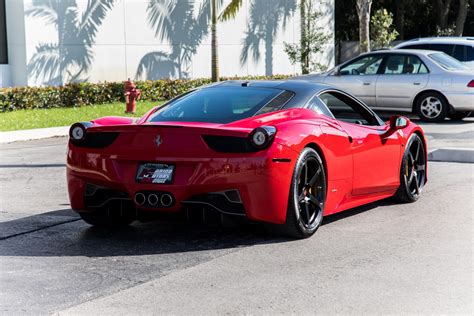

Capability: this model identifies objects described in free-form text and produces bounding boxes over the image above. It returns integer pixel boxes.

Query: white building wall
[4,0,335,87]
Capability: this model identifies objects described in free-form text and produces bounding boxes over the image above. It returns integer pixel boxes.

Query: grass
[0,101,165,132]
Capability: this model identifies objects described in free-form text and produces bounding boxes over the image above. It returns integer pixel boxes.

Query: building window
[0,0,7,64]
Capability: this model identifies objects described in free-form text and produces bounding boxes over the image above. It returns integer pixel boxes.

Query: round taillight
[69,122,92,142]
[249,126,276,150]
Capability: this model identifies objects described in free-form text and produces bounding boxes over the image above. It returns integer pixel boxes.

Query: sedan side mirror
[389,116,409,130]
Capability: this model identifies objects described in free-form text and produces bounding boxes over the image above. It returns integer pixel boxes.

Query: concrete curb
[428,148,474,164]
[0,126,69,144]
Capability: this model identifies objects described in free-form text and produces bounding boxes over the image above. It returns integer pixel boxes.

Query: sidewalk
[0,126,69,144]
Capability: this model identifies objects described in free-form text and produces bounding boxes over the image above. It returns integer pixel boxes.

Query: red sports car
[67,80,427,238]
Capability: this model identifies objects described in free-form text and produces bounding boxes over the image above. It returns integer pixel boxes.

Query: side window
[340,55,384,76]
[406,55,429,74]
[466,46,474,62]
[453,45,466,61]
[319,91,379,126]
[401,44,429,50]
[306,96,334,118]
[429,44,455,56]
[383,55,405,74]
[383,55,428,74]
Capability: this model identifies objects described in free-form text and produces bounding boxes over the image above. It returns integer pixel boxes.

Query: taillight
[69,122,118,148]
[468,80,474,88]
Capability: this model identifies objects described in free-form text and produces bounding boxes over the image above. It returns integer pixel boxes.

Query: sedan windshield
[147,87,283,124]
[428,52,470,71]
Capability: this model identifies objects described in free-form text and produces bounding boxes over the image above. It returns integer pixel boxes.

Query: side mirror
[389,116,409,130]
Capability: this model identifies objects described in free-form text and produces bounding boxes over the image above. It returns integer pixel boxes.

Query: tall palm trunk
[211,0,219,82]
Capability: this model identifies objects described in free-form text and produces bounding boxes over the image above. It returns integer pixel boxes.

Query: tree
[436,0,452,31]
[356,0,372,53]
[371,9,398,50]
[27,0,115,85]
[212,0,244,82]
[455,0,469,36]
[240,0,296,76]
[283,1,330,74]
[395,0,405,39]
[144,0,210,79]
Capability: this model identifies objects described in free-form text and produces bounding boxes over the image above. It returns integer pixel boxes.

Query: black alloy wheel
[279,147,327,238]
[394,134,426,203]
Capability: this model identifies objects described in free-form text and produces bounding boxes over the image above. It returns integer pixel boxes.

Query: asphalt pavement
[0,120,473,314]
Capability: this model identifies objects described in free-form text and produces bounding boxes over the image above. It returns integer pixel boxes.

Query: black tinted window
[466,46,474,61]
[453,45,466,61]
[148,87,283,124]
[319,91,379,126]
[429,44,455,56]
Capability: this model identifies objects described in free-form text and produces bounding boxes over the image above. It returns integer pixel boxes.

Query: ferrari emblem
[155,135,162,148]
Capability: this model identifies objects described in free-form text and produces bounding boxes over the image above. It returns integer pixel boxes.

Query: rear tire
[449,111,472,121]
[80,210,135,228]
[415,92,448,122]
[394,134,426,203]
[276,147,327,239]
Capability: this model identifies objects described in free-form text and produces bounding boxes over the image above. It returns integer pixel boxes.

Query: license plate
[136,163,174,184]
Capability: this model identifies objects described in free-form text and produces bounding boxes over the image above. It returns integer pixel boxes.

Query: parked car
[67,80,427,238]
[394,37,474,68]
[299,49,474,122]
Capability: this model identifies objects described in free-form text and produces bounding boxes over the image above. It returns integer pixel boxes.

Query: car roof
[396,37,474,46]
[202,80,334,108]
[360,49,441,57]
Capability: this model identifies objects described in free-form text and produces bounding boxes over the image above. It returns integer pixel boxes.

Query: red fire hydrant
[124,78,141,114]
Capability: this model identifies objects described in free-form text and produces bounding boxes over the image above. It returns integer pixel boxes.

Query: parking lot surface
[0,120,472,314]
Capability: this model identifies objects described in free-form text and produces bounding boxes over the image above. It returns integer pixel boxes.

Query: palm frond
[147,0,176,42]
[25,0,62,27]
[240,31,261,65]
[78,0,115,46]
[27,43,61,84]
[218,0,243,22]
[136,51,179,80]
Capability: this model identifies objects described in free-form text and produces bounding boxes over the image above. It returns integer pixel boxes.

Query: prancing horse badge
[155,135,162,148]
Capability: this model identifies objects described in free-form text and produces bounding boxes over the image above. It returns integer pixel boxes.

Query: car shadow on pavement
[0,198,395,258]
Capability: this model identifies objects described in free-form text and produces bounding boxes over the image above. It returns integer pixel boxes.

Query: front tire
[394,134,426,203]
[415,92,448,122]
[279,148,327,239]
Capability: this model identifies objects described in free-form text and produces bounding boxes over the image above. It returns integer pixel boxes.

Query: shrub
[0,75,290,112]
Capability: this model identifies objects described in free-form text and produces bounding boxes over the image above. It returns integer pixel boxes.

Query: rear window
[147,87,286,124]
[428,52,470,71]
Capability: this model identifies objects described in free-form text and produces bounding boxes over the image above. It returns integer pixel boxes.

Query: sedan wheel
[415,92,448,122]
[279,148,327,238]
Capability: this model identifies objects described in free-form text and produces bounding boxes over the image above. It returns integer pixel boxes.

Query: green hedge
[0,75,290,112]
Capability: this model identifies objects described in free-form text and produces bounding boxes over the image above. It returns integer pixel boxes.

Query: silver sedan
[300,49,474,122]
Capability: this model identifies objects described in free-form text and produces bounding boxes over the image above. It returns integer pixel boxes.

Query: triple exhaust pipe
[134,192,174,208]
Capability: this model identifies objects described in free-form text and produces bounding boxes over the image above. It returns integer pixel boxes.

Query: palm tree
[27,0,115,85]
[143,0,211,79]
[144,0,244,82]
[212,0,244,82]
[240,0,296,75]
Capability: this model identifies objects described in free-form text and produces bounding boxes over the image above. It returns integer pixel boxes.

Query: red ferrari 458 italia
[67,80,427,238]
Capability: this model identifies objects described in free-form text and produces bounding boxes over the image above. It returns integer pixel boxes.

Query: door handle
[363,82,371,85]
[413,82,421,85]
